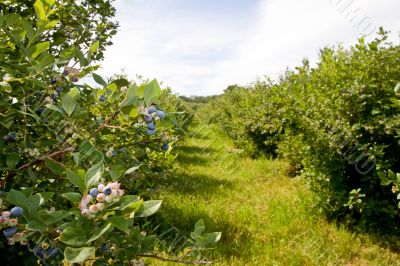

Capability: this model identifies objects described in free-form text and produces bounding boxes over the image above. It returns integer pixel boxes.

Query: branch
[90,110,120,139]
[1,146,76,188]
[137,253,216,265]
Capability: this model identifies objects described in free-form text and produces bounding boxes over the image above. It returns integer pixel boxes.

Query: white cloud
[99,0,400,96]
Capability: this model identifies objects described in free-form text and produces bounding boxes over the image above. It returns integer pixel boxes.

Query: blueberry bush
[210,29,400,234]
[0,1,219,264]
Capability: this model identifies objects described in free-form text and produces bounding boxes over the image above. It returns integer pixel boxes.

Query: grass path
[147,118,400,265]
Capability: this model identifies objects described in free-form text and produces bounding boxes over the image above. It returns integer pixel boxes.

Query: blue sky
[99,0,400,96]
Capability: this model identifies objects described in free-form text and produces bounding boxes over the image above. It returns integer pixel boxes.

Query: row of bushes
[209,29,400,234]
[0,1,215,265]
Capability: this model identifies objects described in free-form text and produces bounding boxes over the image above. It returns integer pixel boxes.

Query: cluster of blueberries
[144,105,165,136]
[1,206,23,238]
[79,182,125,218]
[48,67,79,102]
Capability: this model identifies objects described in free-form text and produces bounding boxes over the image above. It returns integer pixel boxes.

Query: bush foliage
[0,1,218,265]
[210,29,400,233]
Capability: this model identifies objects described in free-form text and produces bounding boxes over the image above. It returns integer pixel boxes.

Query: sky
[98,0,400,96]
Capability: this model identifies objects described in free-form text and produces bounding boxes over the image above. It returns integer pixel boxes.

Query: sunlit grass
[145,119,400,265]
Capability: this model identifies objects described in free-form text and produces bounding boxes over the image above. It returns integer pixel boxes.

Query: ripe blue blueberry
[104,188,112,195]
[156,110,165,119]
[63,69,70,76]
[72,77,79,82]
[36,107,45,115]
[3,227,17,238]
[90,188,98,197]
[148,106,157,113]
[99,95,106,102]
[51,93,58,101]
[10,206,23,217]
[162,143,169,151]
[56,87,63,93]
[147,129,156,136]
[50,77,57,84]
[100,243,109,252]
[112,151,117,157]
[147,122,155,130]
[144,114,153,122]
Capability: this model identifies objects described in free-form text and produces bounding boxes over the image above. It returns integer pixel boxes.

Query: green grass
[145,118,400,265]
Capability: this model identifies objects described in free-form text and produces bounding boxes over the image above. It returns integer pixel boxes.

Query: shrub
[0,1,220,264]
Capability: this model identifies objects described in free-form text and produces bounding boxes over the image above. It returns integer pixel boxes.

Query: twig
[137,253,216,265]
[89,110,120,139]
[0,146,76,188]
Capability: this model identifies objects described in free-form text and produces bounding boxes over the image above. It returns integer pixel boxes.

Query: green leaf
[26,220,47,231]
[6,153,20,168]
[89,41,100,53]
[108,216,132,234]
[109,165,124,181]
[6,14,20,27]
[45,158,65,175]
[34,0,46,20]
[394,83,400,93]
[36,210,70,225]
[60,46,75,60]
[92,73,107,87]
[124,166,140,175]
[60,227,87,246]
[195,232,222,248]
[37,192,54,205]
[144,79,161,105]
[85,162,104,188]
[26,194,41,218]
[64,247,95,264]
[86,223,112,243]
[5,189,27,208]
[136,200,162,218]
[193,219,206,237]
[61,93,76,116]
[62,192,82,205]
[67,170,86,193]
[121,199,143,219]
[31,41,50,58]
[74,47,88,66]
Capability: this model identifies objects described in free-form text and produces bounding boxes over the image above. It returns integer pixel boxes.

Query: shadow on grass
[149,172,235,196]
[176,145,216,154]
[148,204,255,260]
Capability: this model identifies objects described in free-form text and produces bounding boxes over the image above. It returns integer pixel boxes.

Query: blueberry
[147,129,156,136]
[10,206,23,217]
[50,93,58,101]
[36,107,45,115]
[148,106,157,113]
[147,122,155,130]
[112,151,117,157]
[3,227,17,238]
[56,87,63,93]
[33,246,44,259]
[45,247,58,258]
[144,114,152,122]
[50,77,57,84]
[89,188,98,197]
[63,69,70,76]
[162,143,169,151]
[103,188,112,195]
[7,132,16,141]
[72,77,79,82]
[156,110,165,119]
[99,95,106,102]
[100,243,109,252]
